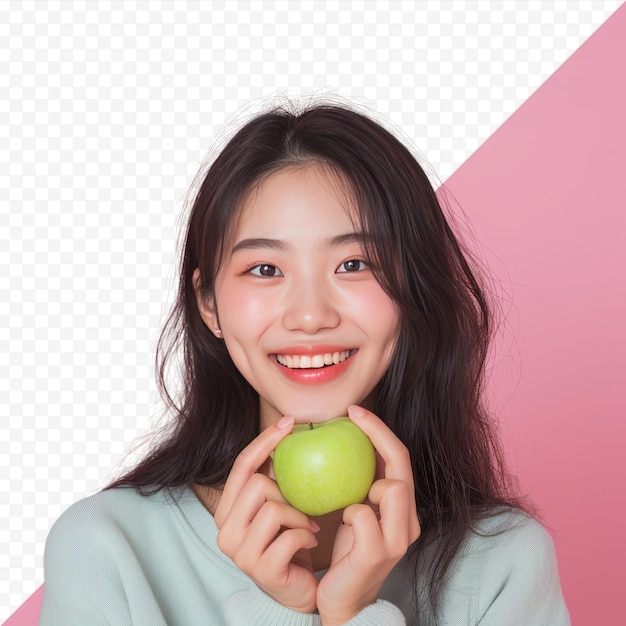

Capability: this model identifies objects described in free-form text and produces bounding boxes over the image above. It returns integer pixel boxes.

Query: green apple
[273,417,376,516]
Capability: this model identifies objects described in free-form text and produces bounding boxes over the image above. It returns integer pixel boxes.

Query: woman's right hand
[213,415,320,614]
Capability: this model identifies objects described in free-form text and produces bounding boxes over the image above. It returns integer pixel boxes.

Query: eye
[248,264,283,277]
[337,259,368,273]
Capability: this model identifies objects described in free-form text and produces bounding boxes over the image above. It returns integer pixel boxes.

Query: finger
[230,499,319,571]
[369,478,420,550]
[348,405,420,539]
[347,405,412,483]
[341,503,386,563]
[262,527,319,574]
[215,415,294,526]
[347,405,415,493]
[217,473,285,543]
[218,474,318,555]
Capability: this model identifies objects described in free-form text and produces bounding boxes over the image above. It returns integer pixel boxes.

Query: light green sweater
[40,486,570,625]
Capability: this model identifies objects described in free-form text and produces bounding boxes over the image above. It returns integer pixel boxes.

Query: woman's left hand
[316,405,420,626]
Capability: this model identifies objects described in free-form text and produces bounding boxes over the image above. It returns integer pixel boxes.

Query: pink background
[5,5,625,625]
[444,5,626,624]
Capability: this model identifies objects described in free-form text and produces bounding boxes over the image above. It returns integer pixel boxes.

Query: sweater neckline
[168,484,221,546]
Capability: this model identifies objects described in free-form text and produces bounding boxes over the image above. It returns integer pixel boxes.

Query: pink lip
[271,349,355,385]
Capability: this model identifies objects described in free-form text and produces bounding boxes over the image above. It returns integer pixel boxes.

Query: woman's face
[198,165,399,430]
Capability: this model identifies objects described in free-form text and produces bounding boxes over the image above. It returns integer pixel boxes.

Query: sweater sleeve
[344,600,406,625]
[222,591,405,626]
[39,494,179,626]
[444,515,571,626]
[39,501,148,626]
[222,588,321,625]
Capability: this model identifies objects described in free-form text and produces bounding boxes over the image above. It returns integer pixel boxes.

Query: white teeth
[311,354,325,368]
[276,350,353,369]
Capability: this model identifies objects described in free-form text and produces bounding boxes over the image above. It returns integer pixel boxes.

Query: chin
[293,414,337,425]
[269,389,376,425]
[288,402,352,425]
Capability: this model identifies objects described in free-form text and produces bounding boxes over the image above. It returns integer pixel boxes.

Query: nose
[281,277,340,334]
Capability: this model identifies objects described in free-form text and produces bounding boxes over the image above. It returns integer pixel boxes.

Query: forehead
[233,164,360,239]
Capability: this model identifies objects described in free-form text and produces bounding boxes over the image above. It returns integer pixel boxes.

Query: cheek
[217,284,273,334]
[353,284,399,338]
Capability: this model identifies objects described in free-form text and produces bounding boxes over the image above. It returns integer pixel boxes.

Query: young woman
[40,103,570,625]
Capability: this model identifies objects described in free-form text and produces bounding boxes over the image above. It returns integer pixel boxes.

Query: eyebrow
[231,238,288,254]
[231,232,369,255]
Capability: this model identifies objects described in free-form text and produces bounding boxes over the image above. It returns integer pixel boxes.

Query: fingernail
[348,405,366,418]
[276,415,294,431]
[311,520,321,532]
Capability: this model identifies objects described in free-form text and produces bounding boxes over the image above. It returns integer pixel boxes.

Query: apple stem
[308,422,313,430]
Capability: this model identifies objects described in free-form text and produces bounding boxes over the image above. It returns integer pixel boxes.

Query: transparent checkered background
[1,0,622,618]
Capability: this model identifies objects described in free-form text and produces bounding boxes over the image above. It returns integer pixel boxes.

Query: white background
[1,0,622,619]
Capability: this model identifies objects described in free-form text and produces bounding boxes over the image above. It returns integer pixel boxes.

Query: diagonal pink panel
[6,5,626,625]
[442,4,626,624]
[2,586,43,626]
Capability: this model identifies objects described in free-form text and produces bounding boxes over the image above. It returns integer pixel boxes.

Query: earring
[215,327,222,335]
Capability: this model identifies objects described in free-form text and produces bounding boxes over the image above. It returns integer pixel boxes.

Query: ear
[193,268,222,338]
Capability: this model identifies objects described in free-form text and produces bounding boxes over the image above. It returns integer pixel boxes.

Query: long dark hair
[109,102,522,610]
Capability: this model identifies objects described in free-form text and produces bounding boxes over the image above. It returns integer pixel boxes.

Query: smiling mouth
[275,350,357,369]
